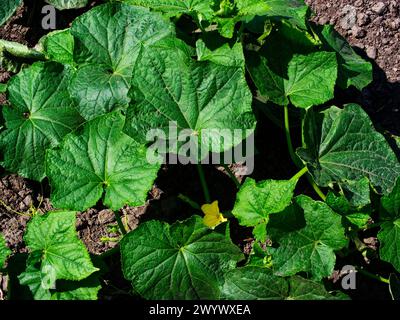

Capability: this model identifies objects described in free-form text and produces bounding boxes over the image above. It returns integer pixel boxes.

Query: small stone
[382,38,390,45]
[357,13,370,26]
[98,209,115,224]
[354,0,363,6]
[318,16,330,25]
[351,26,366,38]
[340,5,357,30]
[390,18,400,30]
[372,2,387,15]
[366,46,377,59]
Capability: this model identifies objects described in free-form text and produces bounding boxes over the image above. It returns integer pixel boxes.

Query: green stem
[357,268,390,285]
[196,164,211,204]
[222,164,241,189]
[284,104,327,201]
[308,178,327,201]
[178,194,201,210]
[291,166,308,181]
[114,211,127,236]
[284,104,301,167]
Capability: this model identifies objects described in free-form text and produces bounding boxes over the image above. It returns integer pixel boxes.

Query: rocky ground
[306,0,400,82]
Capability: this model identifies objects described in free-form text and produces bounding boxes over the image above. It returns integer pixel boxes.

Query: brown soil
[306,0,400,136]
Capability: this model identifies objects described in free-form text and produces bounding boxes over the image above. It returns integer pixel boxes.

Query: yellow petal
[201,201,227,228]
[203,213,227,228]
[201,200,220,216]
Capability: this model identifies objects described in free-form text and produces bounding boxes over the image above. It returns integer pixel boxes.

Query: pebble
[390,18,400,30]
[340,5,357,30]
[366,46,377,59]
[357,13,371,26]
[372,2,387,15]
[351,26,366,38]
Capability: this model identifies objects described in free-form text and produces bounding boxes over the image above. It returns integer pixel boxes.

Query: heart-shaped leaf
[0,62,84,181]
[298,104,400,195]
[121,215,243,299]
[69,3,174,120]
[46,112,160,211]
[272,195,348,280]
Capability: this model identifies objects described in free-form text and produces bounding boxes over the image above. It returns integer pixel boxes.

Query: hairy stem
[222,164,241,189]
[196,164,211,204]
[284,104,327,201]
[178,194,201,210]
[114,211,127,236]
[357,268,390,285]
[291,166,308,181]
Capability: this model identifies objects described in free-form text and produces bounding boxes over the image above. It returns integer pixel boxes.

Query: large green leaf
[247,50,337,108]
[0,0,21,26]
[318,25,372,90]
[221,267,345,300]
[46,112,160,211]
[272,195,347,280]
[232,178,296,241]
[378,178,400,272]
[69,3,174,120]
[0,62,84,181]
[19,211,98,300]
[118,0,214,18]
[46,0,88,10]
[0,234,11,268]
[121,215,244,299]
[124,38,255,157]
[298,104,400,195]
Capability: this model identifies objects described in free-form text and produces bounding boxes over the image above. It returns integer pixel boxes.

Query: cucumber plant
[0,0,399,300]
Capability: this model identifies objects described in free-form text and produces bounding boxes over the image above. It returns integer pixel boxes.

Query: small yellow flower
[201,200,227,228]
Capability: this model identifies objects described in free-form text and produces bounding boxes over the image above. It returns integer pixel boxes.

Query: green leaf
[287,276,348,300]
[236,0,308,28]
[221,267,346,300]
[19,211,98,300]
[0,83,7,93]
[47,112,160,211]
[18,264,52,300]
[51,276,101,300]
[326,192,370,230]
[339,177,371,208]
[196,39,245,68]
[232,178,296,241]
[24,211,98,280]
[124,38,255,157]
[389,274,400,300]
[272,195,347,280]
[46,0,88,10]
[378,220,400,273]
[0,62,84,181]
[0,0,21,26]
[247,50,337,108]
[298,104,400,195]
[318,25,372,90]
[69,3,174,120]
[0,234,11,268]
[378,179,400,272]
[381,177,400,220]
[221,266,287,299]
[121,215,244,299]
[40,29,74,65]
[117,0,214,19]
